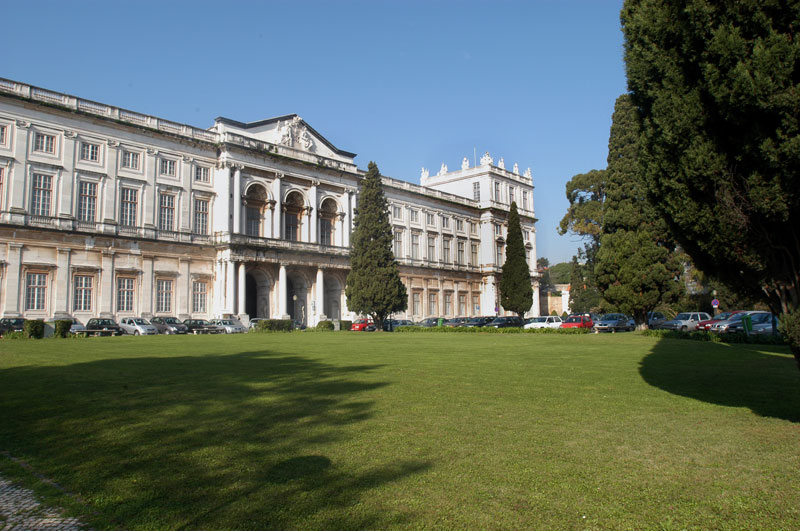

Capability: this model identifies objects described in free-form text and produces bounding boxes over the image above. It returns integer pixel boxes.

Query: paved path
[0,476,86,530]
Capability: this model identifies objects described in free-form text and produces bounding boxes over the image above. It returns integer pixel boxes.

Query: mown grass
[1,332,798,529]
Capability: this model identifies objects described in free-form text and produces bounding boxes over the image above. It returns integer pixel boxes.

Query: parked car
[647,311,667,328]
[443,317,469,328]
[560,315,594,329]
[659,312,712,332]
[351,319,376,331]
[710,312,749,333]
[462,316,495,328]
[524,316,563,329]
[382,319,414,331]
[248,318,267,331]
[0,317,26,335]
[488,316,524,328]
[150,317,189,335]
[726,311,775,334]
[749,314,781,336]
[416,317,441,327]
[183,319,221,334]
[119,317,159,335]
[593,313,634,333]
[68,318,86,335]
[210,319,247,334]
[696,310,743,331]
[84,318,123,336]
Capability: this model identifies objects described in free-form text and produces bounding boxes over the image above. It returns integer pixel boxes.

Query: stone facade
[0,78,539,326]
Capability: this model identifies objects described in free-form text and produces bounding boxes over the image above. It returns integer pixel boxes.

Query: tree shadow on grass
[0,350,431,528]
[639,339,800,422]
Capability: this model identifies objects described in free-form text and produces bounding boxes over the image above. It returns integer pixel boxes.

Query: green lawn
[1,332,798,529]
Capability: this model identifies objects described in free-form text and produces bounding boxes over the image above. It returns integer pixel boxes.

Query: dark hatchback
[488,316,524,328]
[0,317,26,335]
[85,318,124,336]
[462,316,495,328]
[183,319,221,334]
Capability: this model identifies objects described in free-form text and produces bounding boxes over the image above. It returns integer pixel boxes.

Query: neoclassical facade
[0,78,539,326]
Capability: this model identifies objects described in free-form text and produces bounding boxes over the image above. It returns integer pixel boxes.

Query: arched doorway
[286,272,309,326]
[324,273,344,320]
[319,197,338,246]
[244,184,269,237]
[283,191,304,242]
[245,269,272,318]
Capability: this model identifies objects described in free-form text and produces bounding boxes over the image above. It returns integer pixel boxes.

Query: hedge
[394,326,590,334]
[253,319,294,332]
[54,320,72,338]
[641,328,788,346]
[315,321,335,331]
[23,319,45,339]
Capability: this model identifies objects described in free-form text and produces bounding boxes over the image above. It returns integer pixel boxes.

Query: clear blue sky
[4,0,627,264]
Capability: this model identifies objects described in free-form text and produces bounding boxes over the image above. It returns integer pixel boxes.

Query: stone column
[225,260,235,315]
[178,258,190,318]
[278,264,288,318]
[141,255,154,317]
[8,122,30,218]
[143,149,158,229]
[315,268,325,325]
[233,165,242,234]
[58,131,76,222]
[310,181,319,243]
[53,248,71,318]
[3,243,23,316]
[272,174,283,238]
[237,262,246,316]
[100,251,114,317]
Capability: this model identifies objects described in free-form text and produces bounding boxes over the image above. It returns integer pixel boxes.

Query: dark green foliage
[594,95,684,327]
[345,162,407,331]
[568,255,602,314]
[2,331,26,340]
[499,202,533,319]
[558,169,607,242]
[548,262,572,285]
[315,321,335,331]
[622,1,800,360]
[339,320,352,331]
[23,320,44,339]
[641,328,787,346]
[393,325,590,334]
[254,319,294,332]
[54,320,72,338]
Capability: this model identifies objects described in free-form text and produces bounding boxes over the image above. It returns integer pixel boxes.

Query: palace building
[0,78,539,326]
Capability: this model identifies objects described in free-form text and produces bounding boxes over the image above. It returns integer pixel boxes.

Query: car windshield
[132,319,147,324]
[600,314,622,320]
[4,319,24,325]
[566,316,582,323]
[715,312,734,320]
[95,319,113,326]
[164,318,180,324]
[674,313,691,320]
[751,313,772,324]
[727,313,746,322]
[529,317,547,323]
[219,320,233,325]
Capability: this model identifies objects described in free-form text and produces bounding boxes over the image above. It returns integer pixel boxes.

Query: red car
[560,315,594,329]
[696,310,743,331]
[350,319,376,331]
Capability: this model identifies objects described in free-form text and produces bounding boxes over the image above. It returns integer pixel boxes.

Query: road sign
[711,298,720,308]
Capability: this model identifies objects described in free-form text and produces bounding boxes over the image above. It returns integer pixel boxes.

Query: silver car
[119,317,159,335]
[660,312,712,332]
[210,319,247,334]
[150,316,189,335]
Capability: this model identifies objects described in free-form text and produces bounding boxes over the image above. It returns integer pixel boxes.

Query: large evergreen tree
[499,202,533,319]
[594,95,684,328]
[623,1,800,362]
[345,162,407,331]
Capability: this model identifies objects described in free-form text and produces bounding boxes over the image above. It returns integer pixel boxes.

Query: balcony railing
[223,233,350,256]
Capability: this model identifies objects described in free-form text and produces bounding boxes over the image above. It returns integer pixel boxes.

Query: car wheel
[134,331,139,336]
[680,325,688,332]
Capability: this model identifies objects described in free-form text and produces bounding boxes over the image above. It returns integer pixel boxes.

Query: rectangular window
[78,181,97,222]
[73,275,93,312]
[473,182,480,200]
[441,216,450,229]
[509,186,515,204]
[472,294,480,315]
[248,207,262,237]
[459,294,466,316]
[80,142,99,162]
[428,293,437,315]
[160,159,176,176]
[194,198,209,235]
[0,124,6,145]
[494,181,501,201]
[471,243,479,266]
[320,218,333,245]
[457,241,465,264]
[444,293,452,315]
[411,233,419,259]
[426,212,435,226]
[443,238,451,263]
[410,209,419,223]
[283,212,298,241]
[392,205,403,220]
[469,221,477,235]
[195,166,210,182]
[158,194,175,231]
[34,132,55,153]
[117,277,135,312]
[427,236,436,261]
[522,190,528,210]
[412,292,421,316]
[25,272,47,310]
[523,230,529,241]
[394,231,403,257]
[156,279,173,313]
[122,151,140,170]
[192,281,207,313]
[496,243,504,266]
[526,248,531,263]
[495,223,502,236]
[120,188,138,226]
[456,219,463,232]
[30,173,52,216]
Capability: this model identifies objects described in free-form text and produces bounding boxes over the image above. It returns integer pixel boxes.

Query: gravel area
[0,476,86,530]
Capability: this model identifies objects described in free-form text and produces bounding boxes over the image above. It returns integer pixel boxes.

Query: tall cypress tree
[345,162,407,331]
[499,202,533,319]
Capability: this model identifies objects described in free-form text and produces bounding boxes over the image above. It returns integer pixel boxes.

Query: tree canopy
[499,202,533,319]
[594,94,684,327]
[622,1,800,359]
[345,162,407,330]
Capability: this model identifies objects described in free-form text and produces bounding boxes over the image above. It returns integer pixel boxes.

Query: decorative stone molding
[107,139,120,147]
[513,163,519,174]
[438,163,448,176]
[461,157,469,170]
[480,152,493,166]
[15,119,30,128]
[524,167,532,178]
[420,167,429,180]
[498,158,505,169]
[182,155,193,162]
[146,147,158,155]
[64,130,76,138]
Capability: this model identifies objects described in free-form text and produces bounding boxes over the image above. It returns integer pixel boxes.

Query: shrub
[2,331,26,340]
[54,320,72,338]
[339,320,352,331]
[254,319,294,332]
[641,328,787,346]
[23,319,45,339]
[394,326,590,334]
[315,320,335,331]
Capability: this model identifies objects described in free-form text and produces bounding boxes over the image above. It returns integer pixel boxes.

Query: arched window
[319,198,337,246]
[283,191,304,241]
[244,184,268,237]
